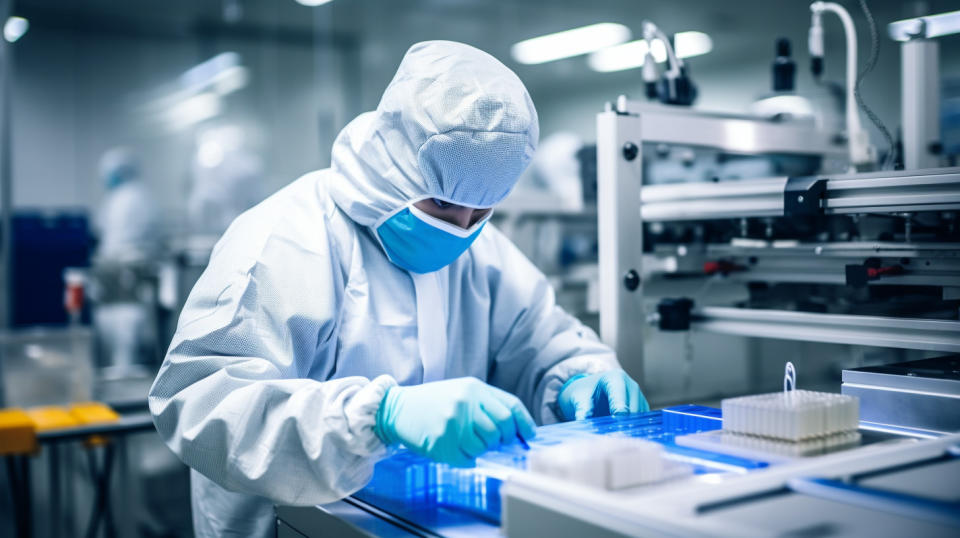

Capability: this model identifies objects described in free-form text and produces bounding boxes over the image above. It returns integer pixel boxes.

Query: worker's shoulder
[215,170,346,264]
[462,222,541,282]
[472,223,525,262]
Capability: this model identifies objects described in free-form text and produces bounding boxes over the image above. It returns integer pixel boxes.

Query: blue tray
[353,405,766,524]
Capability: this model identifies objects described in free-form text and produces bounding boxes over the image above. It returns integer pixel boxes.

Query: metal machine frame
[502,431,960,537]
[596,97,960,389]
[889,10,960,170]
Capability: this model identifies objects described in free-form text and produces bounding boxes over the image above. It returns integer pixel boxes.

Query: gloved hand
[557,370,649,421]
[375,377,537,466]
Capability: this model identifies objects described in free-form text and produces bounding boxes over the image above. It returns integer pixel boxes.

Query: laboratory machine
[277,364,960,537]
[277,7,960,536]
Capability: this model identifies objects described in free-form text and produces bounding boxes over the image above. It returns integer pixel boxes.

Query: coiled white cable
[810,1,876,168]
[784,361,797,393]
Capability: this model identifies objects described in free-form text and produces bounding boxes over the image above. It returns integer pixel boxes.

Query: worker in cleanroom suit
[93,147,162,377]
[149,41,648,537]
[95,147,162,263]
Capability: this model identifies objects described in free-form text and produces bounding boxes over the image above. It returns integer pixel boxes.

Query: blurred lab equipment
[640,20,698,106]
[808,1,884,169]
[889,9,956,170]
[9,211,92,327]
[1,328,94,409]
[528,132,585,211]
[188,125,265,237]
[750,38,816,121]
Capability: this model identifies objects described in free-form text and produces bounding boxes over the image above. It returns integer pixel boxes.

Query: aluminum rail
[642,177,786,221]
[615,97,847,157]
[642,167,960,221]
[889,9,960,41]
[690,307,960,353]
[652,241,960,287]
[825,170,960,214]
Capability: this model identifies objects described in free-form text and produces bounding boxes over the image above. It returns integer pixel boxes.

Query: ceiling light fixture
[511,23,631,65]
[588,31,713,73]
[4,16,29,43]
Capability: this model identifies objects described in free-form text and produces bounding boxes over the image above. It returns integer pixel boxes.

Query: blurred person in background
[92,146,163,378]
[94,147,162,263]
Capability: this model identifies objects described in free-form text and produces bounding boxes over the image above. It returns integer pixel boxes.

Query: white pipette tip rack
[721,389,860,441]
[675,362,862,461]
[721,362,859,441]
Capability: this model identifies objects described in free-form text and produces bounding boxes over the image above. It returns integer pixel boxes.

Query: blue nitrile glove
[557,370,649,421]
[375,377,537,466]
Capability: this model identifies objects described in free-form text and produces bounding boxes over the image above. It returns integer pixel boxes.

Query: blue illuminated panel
[353,406,765,524]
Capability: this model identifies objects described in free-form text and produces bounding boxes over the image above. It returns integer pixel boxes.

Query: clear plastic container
[0,327,95,408]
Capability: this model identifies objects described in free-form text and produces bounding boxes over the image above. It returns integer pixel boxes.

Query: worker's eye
[432,199,454,210]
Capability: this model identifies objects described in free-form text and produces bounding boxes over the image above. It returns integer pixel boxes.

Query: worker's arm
[148,226,394,506]
[485,228,641,424]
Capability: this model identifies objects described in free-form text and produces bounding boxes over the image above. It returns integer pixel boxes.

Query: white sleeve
[148,224,396,506]
[486,231,621,425]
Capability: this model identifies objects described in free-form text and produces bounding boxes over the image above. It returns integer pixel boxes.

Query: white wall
[10,26,353,224]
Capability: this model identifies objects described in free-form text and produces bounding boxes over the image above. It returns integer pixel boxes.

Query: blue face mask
[376,204,490,274]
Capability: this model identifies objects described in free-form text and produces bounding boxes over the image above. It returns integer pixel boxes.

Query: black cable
[85,445,116,538]
[85,449,102,538]
[102,444,117,538]
[19,456,31,538]
[855,0,896,170]
[6,456,25,538]
[49,445,61,537]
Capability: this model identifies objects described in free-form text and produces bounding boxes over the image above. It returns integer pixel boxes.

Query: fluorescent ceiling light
[181,52,243,92]
[588,31,713,73]
[167,92,222,130]
[198,139,225,168]
[512,23,631,65]
[295,0,334,6]
[211,65,250,96]
[4,16,29,43]
[675,31,713,58]
[588,40,663,72]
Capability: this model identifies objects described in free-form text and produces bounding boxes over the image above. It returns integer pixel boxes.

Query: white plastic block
[715,430,862,457]
[527,436,689,490]
[676,429,862,460]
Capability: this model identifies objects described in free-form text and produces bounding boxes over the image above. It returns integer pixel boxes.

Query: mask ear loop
[783,362,797,393]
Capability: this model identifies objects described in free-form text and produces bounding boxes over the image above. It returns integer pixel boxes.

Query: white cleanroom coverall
[149,40,622,537]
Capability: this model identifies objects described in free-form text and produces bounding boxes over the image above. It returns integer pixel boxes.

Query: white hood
[328,40,539,228]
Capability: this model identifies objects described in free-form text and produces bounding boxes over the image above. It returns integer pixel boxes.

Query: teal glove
[557,370,649,421]
[375,377,537,466]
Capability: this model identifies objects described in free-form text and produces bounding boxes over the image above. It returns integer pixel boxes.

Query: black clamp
[657,297,695,331]
[784,176,827,216]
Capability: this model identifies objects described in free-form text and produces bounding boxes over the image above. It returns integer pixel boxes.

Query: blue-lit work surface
[351,405,768,534]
